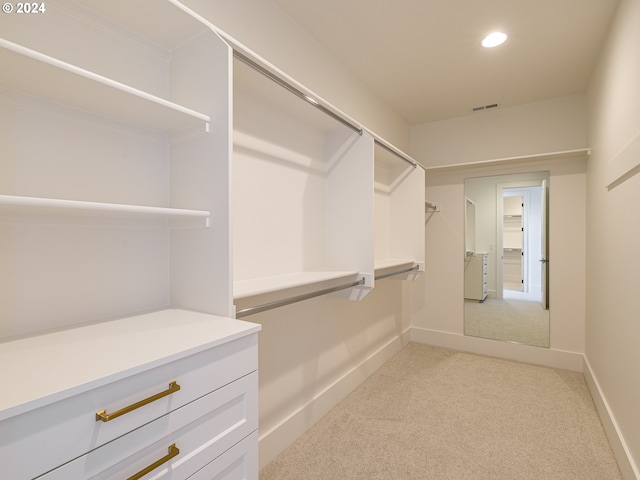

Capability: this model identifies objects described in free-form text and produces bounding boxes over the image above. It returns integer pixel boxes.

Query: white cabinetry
[232,57,374,312]
[0,311,260,480]
[465,253,488,301]
[231,56,426,315]
[0,2,260,478]
[0,0,234,337]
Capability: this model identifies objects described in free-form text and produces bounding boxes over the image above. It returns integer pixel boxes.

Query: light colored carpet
[464,297,550,347]
[260,344,621,479]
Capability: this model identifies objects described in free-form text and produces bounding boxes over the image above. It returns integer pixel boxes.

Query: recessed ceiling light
[482,32,507,48]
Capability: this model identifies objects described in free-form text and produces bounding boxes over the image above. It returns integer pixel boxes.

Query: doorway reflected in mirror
[464,172,550,348]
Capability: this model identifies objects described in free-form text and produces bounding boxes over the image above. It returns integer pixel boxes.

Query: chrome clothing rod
[375,265,420,281]
[235,277,366,318]
[234,51,363,135]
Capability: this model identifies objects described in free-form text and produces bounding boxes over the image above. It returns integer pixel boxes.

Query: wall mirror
[464,172,550,347]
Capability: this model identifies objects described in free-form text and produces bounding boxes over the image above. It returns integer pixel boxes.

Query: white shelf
[0,195,210,224]
[0,309,260,421]
[0,38,211,132]
[423,148,591,174]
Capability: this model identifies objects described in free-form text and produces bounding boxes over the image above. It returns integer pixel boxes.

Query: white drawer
[1,334,257,480]
[42,371,258,480]
[188,431,258,480]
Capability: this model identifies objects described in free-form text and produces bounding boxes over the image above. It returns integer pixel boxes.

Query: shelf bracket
[425,201,440,212]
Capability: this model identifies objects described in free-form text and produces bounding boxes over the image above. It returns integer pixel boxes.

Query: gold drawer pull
[127,444,180,480]
[96,381,180,422]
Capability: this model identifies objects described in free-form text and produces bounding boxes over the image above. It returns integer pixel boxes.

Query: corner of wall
[583,355,640,480]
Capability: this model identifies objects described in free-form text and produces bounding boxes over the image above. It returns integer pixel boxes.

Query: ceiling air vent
[471,102,499,112]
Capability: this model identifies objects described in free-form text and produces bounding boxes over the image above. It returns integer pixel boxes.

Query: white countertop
[0,309,260,420]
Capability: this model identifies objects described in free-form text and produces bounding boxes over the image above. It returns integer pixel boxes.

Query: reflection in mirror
[464,172,550,348]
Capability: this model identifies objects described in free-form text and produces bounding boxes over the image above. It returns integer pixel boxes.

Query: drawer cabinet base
[189,431,258,480]
[42,372,258,480]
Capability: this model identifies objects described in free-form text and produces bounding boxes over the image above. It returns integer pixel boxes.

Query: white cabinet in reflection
[465,252,488,301]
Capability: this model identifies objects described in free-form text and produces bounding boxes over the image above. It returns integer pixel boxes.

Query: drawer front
[1,333,257,480]
[188,431,258,480]
[42,371,258,480]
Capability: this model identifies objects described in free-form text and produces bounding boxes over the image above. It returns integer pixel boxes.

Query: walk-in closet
[2,0,638,478]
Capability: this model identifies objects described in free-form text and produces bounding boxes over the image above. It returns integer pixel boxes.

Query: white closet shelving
[0,38,211,132]
[232,57,375,313]
[0,0,233,337]
[0,195,211,224]
[0,0,427,346]
[0,2,261,478]
[373,141,425,280]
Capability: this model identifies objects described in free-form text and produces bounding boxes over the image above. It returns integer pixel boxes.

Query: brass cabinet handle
[127,444,180,480]
[96,381,180,422]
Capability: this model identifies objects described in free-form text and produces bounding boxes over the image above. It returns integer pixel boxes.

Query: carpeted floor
[260,344,621,480]
[464,296,550,347]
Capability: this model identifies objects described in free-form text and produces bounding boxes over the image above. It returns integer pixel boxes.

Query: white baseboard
[583,356,639,480]
[410,327,584,371]
[258,328,411,469]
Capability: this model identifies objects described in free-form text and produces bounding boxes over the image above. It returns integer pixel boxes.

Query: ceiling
[271,0,619,125]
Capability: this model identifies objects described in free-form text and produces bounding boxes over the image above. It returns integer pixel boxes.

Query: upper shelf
[423,148,591,174]
[0,195,211,224]
[0,38,211,132]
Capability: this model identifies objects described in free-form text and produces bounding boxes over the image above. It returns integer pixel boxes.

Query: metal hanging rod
[233,51,363,136]
[374,139,417,168]
[235,277,366,318]
[375,265,420,281]
[425,201,440,212]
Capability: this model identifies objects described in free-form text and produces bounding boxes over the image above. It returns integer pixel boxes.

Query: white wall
[585,0,640,476]
[410,98,588,370]
[411,94,586,166]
